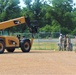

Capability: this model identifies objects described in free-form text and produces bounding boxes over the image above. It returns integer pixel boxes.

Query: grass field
[31,39,76,51]
[31,42,58,50]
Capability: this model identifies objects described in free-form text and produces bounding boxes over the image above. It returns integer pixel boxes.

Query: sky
[19,0,26,8]
[19,0,76,8]
[73,0,76,3]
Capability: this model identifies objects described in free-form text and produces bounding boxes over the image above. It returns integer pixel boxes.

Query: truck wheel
[21,40,31,52]
[6,48,15,52]
[0,41,5,54]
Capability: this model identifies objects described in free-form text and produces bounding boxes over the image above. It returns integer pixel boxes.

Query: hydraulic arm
[0,16,29,30]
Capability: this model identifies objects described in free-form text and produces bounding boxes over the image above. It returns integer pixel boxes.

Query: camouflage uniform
[64,36,67,51]
[58,34,63,51]
[66,35,72,51]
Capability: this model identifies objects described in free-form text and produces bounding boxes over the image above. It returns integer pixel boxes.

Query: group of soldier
[58,34,73,51]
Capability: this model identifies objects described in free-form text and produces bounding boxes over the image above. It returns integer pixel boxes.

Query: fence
[13,32,76,51]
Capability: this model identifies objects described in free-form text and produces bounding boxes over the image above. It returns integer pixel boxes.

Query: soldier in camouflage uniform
[66,35,72,51]
[58,34,63,51]
[63,35,67,51]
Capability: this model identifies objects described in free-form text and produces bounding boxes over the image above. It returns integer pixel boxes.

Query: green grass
[31,41,76,51]
[31,42,58,50]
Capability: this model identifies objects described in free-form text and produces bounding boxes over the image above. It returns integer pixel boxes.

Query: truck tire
[0,41,5,54]
[21,40,31,52]
[6,48,15,52]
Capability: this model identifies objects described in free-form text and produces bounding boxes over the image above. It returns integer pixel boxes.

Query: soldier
[58,34,63,51]
[66,35,72,51]
[63,35,67,51]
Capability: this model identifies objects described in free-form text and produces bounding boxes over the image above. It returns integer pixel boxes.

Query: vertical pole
[38,32,40,50]
[30,33,34,48]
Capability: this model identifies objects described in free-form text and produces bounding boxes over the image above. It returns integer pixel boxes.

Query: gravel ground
[0,50,76,75]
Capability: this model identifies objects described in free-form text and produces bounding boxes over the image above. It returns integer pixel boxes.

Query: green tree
[0,0,22,33]
[72,28,76,35]
[23,0,43,27]
[0,0,21,21]
[23,0,32,9]
[51,20,61,32]
[39,24,52,32]
[20,0,76,35]
[50,0,74,34]
[39,4,53,27]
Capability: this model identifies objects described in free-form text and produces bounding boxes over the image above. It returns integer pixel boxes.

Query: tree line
[0,0,76,35]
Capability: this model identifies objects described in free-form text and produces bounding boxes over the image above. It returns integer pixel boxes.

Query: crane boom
[0,16,27,30]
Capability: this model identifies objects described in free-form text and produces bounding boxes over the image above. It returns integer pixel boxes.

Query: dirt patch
[0,50,76,75]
